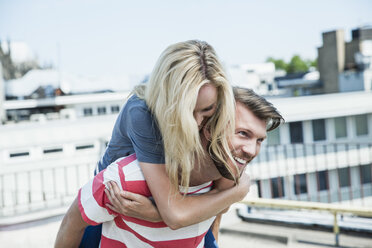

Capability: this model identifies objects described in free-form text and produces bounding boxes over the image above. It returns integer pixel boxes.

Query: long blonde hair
[134,40,236,191]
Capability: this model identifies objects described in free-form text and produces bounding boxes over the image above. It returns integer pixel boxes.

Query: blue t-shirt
[97,94,165,172]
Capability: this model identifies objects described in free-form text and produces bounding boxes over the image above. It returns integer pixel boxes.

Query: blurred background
[1,0,372,247]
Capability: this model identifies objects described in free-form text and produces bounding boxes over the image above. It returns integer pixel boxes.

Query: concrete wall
[318,30,345,94]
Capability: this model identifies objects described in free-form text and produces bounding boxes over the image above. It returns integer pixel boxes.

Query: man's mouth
[233,156,248,166]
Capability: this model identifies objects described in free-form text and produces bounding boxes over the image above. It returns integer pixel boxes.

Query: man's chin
[213,161,236,180]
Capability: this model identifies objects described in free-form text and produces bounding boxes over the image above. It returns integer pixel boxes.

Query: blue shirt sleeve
[98,96,165,171]
[126,103,165,164]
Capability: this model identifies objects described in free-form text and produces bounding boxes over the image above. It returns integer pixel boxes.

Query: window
[338,167,350,188]
[267,127,280,145]
[289,122,303,143]
[111,105,120,113]
[76,144,94,150]
[83,108,93,116]
[43,148,63,154]
[271,177,284,198]
[334,117,347,138]
[295,173,307,195]
[360,164,371,184]
[97,106,106,115]
[317,170,329,191]
[312,119,326,141]
[256,180,262,198]
[355,114,368,136]
[10,151,29,158]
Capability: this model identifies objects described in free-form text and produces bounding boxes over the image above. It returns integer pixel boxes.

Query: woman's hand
[105,181,162,222]
[234,172,250,201]
[212,173,250,213]
[213,172,250,201]
[213,177,235,192]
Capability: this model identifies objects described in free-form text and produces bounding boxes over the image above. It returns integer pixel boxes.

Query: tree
[306,59,317,69]
[266,56,317,74]
[287,55,309,74]
[266,57,287,71]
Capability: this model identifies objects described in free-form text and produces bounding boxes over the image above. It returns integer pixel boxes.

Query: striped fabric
[78,153,215,248]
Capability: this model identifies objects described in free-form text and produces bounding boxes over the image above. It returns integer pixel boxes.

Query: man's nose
[242,143,256,158]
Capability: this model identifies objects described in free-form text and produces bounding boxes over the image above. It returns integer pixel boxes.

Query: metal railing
[240,198,372,247]
[0,163,95,217]
[248,142,372,205]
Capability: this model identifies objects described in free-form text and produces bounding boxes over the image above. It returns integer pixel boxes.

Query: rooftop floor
[1,204,371,248]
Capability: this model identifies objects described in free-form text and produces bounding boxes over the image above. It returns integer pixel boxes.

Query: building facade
[248,91,372,206]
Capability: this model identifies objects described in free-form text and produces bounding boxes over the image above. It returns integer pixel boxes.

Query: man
[55,87,283,247]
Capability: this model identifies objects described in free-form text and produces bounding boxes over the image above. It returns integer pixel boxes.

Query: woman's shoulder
[126,94,148,110]
[123,95,157,129]
[122,95,151,118]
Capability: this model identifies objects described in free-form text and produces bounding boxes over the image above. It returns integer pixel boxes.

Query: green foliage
[287,55,308,74]
[266,57,287,71]
[266,55,317,74]
[308,59,317,68]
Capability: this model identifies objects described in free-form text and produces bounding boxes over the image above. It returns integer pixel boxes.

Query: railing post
[333,212,339,247]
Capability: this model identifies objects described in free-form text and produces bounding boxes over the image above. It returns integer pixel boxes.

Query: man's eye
[238,131,248,137]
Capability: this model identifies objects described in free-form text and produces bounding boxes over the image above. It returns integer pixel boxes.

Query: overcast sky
[1,0,372,80]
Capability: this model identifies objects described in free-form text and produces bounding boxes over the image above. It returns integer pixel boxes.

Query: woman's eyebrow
[202,103,215,111]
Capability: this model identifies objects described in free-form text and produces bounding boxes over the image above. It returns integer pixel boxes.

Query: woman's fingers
[106,203,119,213]
[106,182,124,209]
[110,181,121,196]
[120,191,141,202]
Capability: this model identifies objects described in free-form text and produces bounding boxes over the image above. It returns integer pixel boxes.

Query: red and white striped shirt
[78,153,215,248]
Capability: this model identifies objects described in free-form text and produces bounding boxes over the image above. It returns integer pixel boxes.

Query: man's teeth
[234,156,247,165]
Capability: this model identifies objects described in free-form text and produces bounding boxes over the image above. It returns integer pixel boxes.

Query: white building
[228,62,278,95]
[5,69,132,98]
[249,91,372,206]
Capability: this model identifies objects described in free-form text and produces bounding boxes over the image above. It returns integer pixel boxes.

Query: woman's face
[193,84,218,130]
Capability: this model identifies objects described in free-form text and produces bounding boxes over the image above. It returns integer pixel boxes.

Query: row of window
[8,144,94,159]
[83,105,120,116]
[258,163,372,199]
[267,114,370,145]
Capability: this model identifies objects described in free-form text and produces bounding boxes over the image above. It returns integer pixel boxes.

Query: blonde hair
[134,40,236,191]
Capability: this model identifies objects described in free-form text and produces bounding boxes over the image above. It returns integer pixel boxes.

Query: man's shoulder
[114,153,139,168]
[111,154,151,197]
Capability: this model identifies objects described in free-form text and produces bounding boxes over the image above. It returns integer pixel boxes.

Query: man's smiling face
[227,101,267,177]
[210,101,267,180]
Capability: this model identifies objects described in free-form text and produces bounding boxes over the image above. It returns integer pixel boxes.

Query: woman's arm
[106,170,249,228]
[139,162,249,230]
[104,179,231,223]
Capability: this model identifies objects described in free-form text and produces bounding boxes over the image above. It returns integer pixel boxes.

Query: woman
[76,40,249,247]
